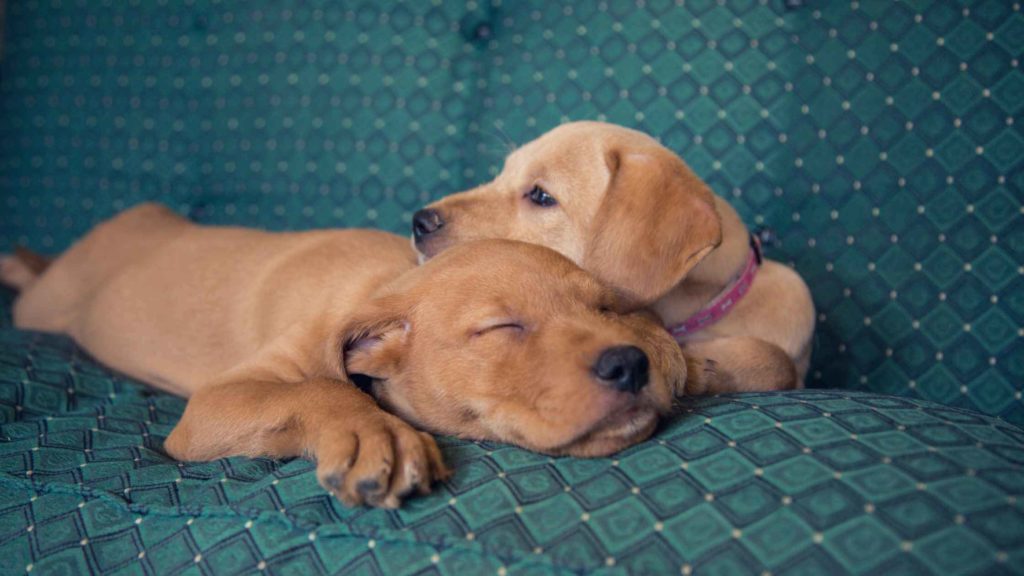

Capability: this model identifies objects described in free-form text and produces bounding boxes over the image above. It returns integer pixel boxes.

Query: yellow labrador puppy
[0,203,688,508]
[413,121,815,392]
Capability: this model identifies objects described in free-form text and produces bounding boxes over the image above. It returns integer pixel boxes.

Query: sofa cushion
[1,309,1022,574]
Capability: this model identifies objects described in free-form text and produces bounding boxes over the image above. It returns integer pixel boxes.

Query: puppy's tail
[0,247,52,291]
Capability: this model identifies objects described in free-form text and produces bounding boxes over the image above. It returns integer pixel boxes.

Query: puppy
[413,121,815,393]
[0,203,687,508]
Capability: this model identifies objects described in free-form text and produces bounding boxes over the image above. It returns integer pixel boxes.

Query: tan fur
[0,249,49,290]
[584,149,722,304]
[416,121,816,392]
[5,202,688,508]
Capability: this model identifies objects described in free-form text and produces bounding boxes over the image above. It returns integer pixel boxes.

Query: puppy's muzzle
[592,345,649,394]
[412,209,445,241]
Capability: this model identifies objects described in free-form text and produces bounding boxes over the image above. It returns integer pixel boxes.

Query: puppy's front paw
[315,414,450,508]
[683,356,721,396]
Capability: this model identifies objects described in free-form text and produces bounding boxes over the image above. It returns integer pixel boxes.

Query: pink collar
[667,234,762,340]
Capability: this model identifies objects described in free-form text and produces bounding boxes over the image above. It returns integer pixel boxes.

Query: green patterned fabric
[2,0,1023,574]
[2,0,1021,420]
[0,0,487,243]
[1,317,1022,575]
[784,1,1023,423]
[465,0,1023,422]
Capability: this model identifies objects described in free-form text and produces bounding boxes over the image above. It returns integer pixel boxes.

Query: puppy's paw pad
[356,478,383,500]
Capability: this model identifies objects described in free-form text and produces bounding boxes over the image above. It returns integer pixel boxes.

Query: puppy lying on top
[0,203,688,508]
[414,121,816,393]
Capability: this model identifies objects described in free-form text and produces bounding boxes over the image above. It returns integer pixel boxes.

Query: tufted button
[473,23,492,40]
[459,14,494,43]
[187,202,210,222]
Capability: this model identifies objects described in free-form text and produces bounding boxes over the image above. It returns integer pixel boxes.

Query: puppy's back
[14,203,189,333]
[15,203,415,395]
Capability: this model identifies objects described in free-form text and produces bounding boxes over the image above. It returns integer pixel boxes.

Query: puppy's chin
[557,407,661,457]
[410,236,430,264]
[410,235,450,263]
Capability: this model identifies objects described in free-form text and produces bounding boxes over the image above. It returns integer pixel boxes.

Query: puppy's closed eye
[471,320,526,338]
[597,292,624,314]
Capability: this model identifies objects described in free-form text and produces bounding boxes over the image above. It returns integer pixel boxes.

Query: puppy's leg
[164,377,449,508]
[681,336,799,394]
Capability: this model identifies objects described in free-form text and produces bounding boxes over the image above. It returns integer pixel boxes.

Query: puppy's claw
[356,478,383,500]
[315,417,447,509]
[395,484,416,500]
[323,472,345,491]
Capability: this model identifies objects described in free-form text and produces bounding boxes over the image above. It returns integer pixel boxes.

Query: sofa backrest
[0,1,489,241]
[1,0,1021,423]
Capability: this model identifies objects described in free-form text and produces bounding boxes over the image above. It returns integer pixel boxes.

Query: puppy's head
[338,240,687,457]
[413,121,722,306]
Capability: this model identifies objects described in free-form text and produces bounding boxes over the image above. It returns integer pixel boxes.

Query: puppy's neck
[648,196,751,326]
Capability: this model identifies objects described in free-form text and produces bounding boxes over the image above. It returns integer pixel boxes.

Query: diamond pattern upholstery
[467,0,1023,422]
[0,0,1022,573]
[0,0,486,244]
[784,2,1023,422]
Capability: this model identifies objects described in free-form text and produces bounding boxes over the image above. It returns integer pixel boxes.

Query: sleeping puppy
[0,202,687,508]
[413,121,815,393]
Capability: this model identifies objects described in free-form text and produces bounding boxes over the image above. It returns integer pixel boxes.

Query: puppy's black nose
[593,345,650,394]
[412,209,445,239]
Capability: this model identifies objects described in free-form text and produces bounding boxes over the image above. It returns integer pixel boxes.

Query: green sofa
[1,1,1021,574]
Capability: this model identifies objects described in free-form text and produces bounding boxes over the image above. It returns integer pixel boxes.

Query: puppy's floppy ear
[337,295,410,382]
[583,149,722,305]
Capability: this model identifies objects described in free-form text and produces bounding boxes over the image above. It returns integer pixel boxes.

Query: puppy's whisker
[483,123,518,157]
[494,123,518,155]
